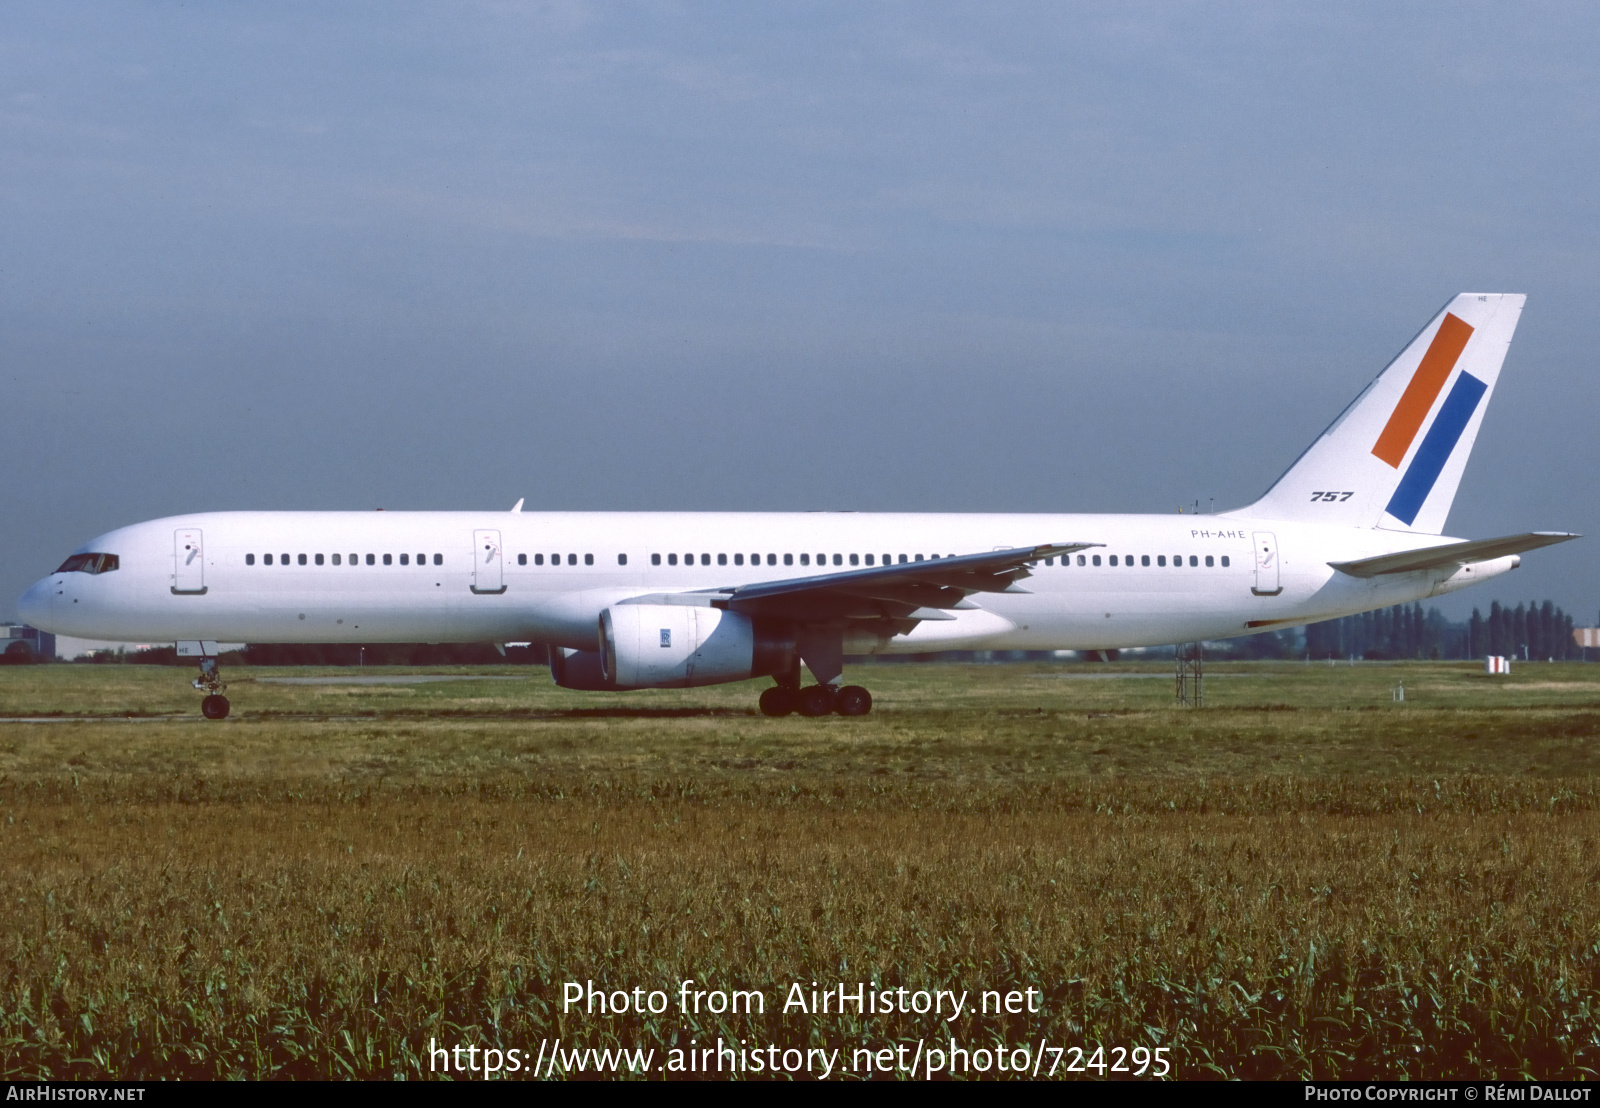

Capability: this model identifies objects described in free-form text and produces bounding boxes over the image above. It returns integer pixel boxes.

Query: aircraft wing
[635,543,1100,623]
[1328,531,1579,578]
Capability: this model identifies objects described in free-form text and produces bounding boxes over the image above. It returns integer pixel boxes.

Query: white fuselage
[17,510,1516,654]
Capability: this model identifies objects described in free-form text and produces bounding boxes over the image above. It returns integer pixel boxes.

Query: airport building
[1,623,56,662]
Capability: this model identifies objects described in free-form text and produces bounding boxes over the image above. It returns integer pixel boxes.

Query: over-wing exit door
[472,529,507,594]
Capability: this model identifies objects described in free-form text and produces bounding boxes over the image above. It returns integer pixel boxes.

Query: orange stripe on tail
[1371,312,1474,467]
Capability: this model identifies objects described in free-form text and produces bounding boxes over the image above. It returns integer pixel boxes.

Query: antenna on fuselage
[510,498,525,513]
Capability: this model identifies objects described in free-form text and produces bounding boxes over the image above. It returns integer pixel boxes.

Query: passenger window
[800,554,810,566]
[516,554,526,566]
[817,554,825,565]
[568,554,577,566]
[1045,557,1053,566]
[1092,555,1101,566]
[668,554,678,566]
[281,553,290,565]
[401,554,410,565]
[1076,554,1085,566]
[433,554,442,566]
[734,553,744,566]
[294,553,304,566]
[246,554,256,565]
[618,554,628,566]
[767,554,776,566]
[316,554,325,566]
[651,554,660,566]
[1109,555,1117,566]
[784,554,793,566]
[333,554,341,565]
[1157,555,1165,566]
[834,554,843,566]
[899,554,908,564]
[366,554,375,566]
[1189,555,1198,567]
[914,554,924,562]
[583,554,593,566]
[1205,555,1214,567]
[700,554,709,566]
[1221,555,1230,567]
[1141,555,1149,566]
[718,553,727,566]
[383,554,393,565]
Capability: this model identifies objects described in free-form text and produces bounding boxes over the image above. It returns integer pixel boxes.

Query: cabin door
[471,529,507,594]
[1251,531,1282,596]
[173,529,206,594]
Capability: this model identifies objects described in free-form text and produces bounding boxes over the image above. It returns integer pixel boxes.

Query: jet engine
[549,645,613,690]
[598,604,795,690]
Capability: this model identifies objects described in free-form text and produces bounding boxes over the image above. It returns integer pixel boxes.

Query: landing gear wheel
[201,694,230,720]
[797,685,838,717]
[835,685,872,716]
[759,686,797,717]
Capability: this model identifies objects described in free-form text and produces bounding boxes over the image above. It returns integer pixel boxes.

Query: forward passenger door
[173,529,206,595]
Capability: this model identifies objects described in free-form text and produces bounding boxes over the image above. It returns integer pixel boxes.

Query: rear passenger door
[1251,531,1282,596]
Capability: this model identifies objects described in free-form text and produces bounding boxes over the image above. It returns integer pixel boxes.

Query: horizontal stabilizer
[1328,532,1579,578]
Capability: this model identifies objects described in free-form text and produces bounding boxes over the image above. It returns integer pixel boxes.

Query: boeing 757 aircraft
[18,293,1576,719]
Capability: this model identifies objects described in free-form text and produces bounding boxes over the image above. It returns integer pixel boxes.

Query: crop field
[4,659,1600,1080]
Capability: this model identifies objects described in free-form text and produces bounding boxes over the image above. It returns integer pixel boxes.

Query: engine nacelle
[550,646,614,690]
[600,605,794,689]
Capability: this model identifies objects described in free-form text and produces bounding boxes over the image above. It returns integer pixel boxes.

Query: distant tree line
[241,643,544,666]
[1466,601,1577,662]
[1304,600,1580,661]
[74,643,546,666]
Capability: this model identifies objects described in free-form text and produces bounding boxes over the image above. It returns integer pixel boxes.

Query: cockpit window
[55,553,119,575]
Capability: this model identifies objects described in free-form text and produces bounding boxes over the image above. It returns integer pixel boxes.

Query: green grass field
[3,660,1600,1079]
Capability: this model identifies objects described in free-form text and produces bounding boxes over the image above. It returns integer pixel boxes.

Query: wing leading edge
[619,542,1100,623]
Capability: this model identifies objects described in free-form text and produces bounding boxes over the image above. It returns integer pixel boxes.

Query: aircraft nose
[16,578,55,632]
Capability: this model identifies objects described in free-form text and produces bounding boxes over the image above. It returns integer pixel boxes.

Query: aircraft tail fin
[1225,293,1525,534]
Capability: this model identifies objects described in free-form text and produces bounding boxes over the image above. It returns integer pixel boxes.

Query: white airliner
[17,293,1576,719]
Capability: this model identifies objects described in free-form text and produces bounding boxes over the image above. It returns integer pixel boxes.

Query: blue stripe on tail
[1384,371,1488,526]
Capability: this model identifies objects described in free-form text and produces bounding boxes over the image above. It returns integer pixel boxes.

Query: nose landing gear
[191,655,229,720]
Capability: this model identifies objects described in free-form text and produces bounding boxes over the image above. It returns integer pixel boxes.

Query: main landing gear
[759,683,873,718]
[193,657,230,720]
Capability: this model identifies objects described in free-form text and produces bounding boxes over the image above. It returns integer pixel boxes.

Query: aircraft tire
[796,685,837,717]
[759,686,796,717]
[835,685,872,716]
[201,695,230,720]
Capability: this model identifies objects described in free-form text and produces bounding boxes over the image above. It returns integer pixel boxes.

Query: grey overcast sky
[3,2,1597,626]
